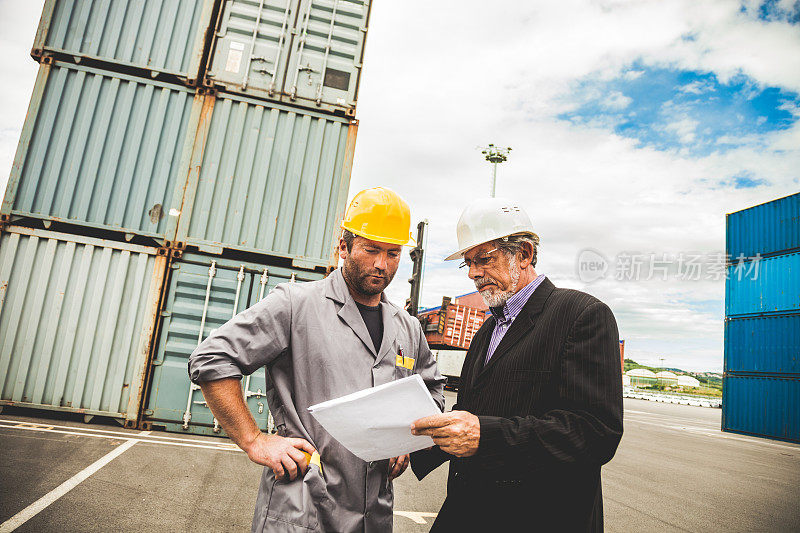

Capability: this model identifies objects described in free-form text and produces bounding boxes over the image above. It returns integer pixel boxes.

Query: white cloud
[665,116,700,143]
[623,69,645,81]
[602,91,633,110]
[679,79,715,94]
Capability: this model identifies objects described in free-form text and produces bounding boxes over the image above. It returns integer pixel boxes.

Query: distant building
[656,371,679,386]
[622,374,631,387]
[626,368,657,386]
[678,375,701,388]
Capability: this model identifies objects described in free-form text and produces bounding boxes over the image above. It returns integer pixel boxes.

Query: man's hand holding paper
[308,374,442,462]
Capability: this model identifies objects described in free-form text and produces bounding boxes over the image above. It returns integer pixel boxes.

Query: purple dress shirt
[485,274,545,364]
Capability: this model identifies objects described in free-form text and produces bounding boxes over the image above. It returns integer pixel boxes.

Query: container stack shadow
[0,0,371,437]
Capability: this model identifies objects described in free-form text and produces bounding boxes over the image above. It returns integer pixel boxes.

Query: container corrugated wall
[0,227,167,425]
[33,0,215,83]
[206,0,371,116]
[725,314,800,374]
[722,375,800,443]
[725,252,800,316]
[723,194,800,443]
[143,253,324,435]
[726,192,800,259]
[175,93,357,268]
[1,62,202,242]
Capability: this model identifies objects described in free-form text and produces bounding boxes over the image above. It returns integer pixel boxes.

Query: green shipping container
[1,61,203,244]
[0,226,167,426]
[175,92,357,270]
[143,252,325,436]
[32,0,215,84]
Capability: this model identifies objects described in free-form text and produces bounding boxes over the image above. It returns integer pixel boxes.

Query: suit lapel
[468,317,494,385]
[475,277,555,382]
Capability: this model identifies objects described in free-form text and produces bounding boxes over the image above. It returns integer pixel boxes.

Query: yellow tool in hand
[301,450,323,475]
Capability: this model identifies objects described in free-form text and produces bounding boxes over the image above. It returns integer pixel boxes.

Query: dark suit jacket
[412,277,623,532]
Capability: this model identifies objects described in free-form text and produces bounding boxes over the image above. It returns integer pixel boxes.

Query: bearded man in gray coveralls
[188,187,445,533]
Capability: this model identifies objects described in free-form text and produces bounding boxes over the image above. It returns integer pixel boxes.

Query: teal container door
[34,0,215,82]
[144,254,323,436]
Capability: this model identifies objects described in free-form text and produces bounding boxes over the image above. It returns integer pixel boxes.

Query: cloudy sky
[1,1,798,371]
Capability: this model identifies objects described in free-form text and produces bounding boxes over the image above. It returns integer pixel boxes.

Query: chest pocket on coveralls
[393,338,415,379]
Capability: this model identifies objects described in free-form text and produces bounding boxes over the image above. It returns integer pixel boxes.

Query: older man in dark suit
[411,198,623,532]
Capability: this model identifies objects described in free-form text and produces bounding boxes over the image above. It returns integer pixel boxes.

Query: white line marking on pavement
[624,418,800,451]
[625,411,720,427]
[0,439,138,533]
[394,511,438,524]
[0,422,240,452]
[0,418,227,445]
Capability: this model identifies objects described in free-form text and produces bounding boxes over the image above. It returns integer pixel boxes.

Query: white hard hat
[445,198,536,261]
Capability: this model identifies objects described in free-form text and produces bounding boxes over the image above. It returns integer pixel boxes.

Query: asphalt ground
[1,394,798,532]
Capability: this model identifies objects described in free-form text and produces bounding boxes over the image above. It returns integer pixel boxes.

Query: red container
[420,303,487,349]
[453,291,488,311]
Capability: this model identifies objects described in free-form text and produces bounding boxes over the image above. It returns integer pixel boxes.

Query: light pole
[481,144,512,197]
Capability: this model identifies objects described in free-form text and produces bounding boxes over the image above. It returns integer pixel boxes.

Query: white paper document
[308,374,441,462]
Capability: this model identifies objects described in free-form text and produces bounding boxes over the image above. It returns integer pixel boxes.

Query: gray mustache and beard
[475,254,520,308]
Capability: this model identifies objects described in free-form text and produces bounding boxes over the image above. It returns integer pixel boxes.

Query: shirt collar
[489,274,545,324]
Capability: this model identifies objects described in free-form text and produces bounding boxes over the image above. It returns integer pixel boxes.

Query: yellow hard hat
[341,187,413,245]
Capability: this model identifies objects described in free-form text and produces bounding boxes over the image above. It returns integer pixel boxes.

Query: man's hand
[411,411,480,457]
[242,433,316,481]
[388,454,409,480]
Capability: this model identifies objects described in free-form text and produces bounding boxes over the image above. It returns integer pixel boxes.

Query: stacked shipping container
[723,192,800,443]
[1,0,371,436]
[419,302,487,350]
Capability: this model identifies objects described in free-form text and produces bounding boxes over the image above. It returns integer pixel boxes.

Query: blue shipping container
[722,374,800,443]
[725,314,800,374]
[726,192,800,259]
[725,252,800,316]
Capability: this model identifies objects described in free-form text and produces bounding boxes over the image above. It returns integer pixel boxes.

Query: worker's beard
[342,255,394,296]
[475,255,520,308]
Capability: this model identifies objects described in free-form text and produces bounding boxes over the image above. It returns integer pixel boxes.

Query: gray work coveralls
[188,268,445,532]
